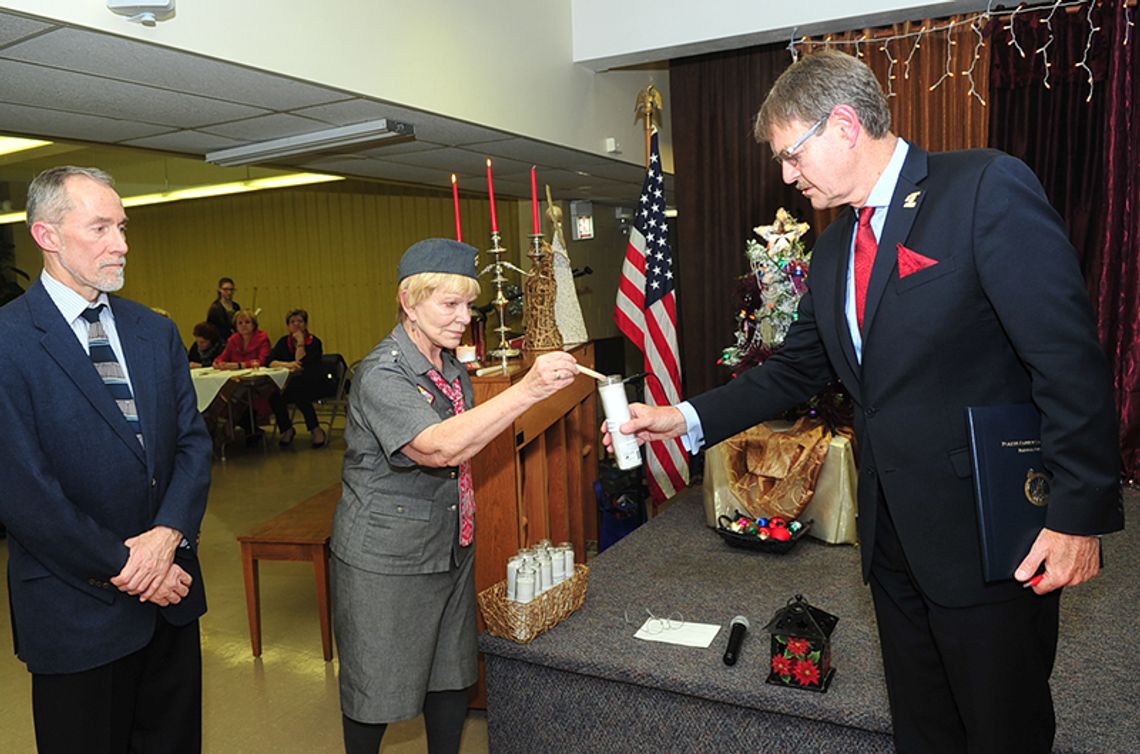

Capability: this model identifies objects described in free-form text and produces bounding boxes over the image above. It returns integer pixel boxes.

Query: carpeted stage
[481,487,1138,753]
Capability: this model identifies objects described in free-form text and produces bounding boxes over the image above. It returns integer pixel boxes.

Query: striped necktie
[425,368,475,547]
[80,305,143,447]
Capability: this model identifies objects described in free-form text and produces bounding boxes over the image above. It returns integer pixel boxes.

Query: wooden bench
[237,483,340,661]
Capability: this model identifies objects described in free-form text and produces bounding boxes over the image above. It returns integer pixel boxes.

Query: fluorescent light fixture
[0,172,343,225]
[0,135,52,157]
[205,119,413,167]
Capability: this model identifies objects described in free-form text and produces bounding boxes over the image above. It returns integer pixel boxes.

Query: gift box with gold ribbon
[703,417,858,545]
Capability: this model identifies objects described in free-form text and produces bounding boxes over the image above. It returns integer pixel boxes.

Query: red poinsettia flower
[793,657,821,686]
[771,654,794,676]
[786,637,811,657]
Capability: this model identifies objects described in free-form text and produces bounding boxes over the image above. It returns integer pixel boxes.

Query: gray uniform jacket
[332,325,474,575]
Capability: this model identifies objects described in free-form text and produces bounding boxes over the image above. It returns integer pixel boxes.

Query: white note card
[634,620,722,648]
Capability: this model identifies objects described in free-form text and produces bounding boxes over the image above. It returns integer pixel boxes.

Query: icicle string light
[787,0,1109,107]
[881,39,899,97]
[904,24,926,79]
[964,18,988,105]
[928,22,957,91]
[1035,0,1063,89]
[1005,4,1028,58]
[1074,1,1101,102]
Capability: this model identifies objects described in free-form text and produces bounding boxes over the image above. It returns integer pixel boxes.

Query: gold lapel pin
[903,191,921,209]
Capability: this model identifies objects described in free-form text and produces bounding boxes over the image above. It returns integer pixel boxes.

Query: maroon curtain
[987,7,1110,276]
[1097,4,1140,480]
[989,5,1140,478]
[671,45,811,397]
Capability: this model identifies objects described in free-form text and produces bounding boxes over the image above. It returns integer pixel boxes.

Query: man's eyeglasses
[772,116,827,167]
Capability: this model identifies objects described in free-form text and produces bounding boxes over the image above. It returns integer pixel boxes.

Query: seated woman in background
[187,321,224,368]
[207,276,241,341]
[268,308,328,448]
[214,309,270,369]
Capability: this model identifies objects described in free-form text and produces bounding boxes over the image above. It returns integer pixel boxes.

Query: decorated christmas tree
[719,208,851,428]
[720,208,812,372]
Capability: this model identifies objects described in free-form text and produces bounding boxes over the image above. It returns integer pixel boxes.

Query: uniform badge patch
[417,385,435,404]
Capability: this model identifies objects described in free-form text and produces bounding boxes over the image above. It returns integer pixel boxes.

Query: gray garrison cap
[397,238,479,283]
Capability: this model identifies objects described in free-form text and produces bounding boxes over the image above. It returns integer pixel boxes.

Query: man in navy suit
[0,166,211,753]
[608,51,1123,753]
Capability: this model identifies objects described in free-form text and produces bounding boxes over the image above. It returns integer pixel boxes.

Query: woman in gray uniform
[331,238,579,754]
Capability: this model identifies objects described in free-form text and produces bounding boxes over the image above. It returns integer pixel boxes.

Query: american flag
[615,129,689,502]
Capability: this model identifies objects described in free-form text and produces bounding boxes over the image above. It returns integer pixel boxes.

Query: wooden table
[193,367,290,460]
[237,483,340,661]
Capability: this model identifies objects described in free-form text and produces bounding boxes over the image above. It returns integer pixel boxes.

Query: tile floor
[0,430,488,753]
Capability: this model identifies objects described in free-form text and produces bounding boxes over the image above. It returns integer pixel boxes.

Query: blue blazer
[0,280,212,674]
[691,146,1123,607]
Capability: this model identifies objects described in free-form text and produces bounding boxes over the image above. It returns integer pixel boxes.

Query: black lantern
[764,593,838,693]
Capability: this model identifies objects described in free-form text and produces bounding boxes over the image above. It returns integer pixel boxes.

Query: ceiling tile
[482,138,621,171]
[120,130,246,154]
[0,23,647,211]
[0,11,54,48]
[384,147,531,177]
[395,114,513,147]
[301,157,456,188]
[0,101,173,142]
[0,59,268,128]
[199,113,339,141]
[294,99,516,147]
[1,27,349,110]
[357,140,448,158]
[292,99,397,126]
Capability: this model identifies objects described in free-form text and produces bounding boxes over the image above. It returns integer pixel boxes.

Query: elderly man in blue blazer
[0,166,212,753]
[608,51,1123,754]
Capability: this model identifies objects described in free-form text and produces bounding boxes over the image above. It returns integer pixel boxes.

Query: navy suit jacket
[0,280,212,673]
[691,146,1123,607]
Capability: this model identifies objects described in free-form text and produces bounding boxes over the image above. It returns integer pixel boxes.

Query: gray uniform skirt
[332,545,478,723]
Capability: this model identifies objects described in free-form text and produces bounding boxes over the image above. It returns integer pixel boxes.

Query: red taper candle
[486,158,498,234]
[451,173,462,242]
[530,165,540,234]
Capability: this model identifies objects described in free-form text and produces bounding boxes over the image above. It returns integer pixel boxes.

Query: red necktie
[853,206,877,332]
[425,368,475,546]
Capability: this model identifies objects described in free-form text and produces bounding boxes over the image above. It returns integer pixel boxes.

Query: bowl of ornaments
[716,511,812,554]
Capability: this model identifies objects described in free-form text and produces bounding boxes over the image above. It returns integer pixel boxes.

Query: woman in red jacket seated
[214,309,270,369]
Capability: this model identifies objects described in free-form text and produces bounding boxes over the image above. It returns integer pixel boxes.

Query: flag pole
[634,84,663,167]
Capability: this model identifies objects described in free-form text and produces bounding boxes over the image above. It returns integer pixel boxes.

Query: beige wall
[13,182,633,365]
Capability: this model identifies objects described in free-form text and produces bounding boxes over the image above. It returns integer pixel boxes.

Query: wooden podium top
[470,342,597,451]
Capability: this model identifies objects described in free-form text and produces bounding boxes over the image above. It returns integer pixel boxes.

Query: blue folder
[966,403,1049,582]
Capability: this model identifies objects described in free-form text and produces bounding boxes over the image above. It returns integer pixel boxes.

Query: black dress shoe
[278,427,296,447]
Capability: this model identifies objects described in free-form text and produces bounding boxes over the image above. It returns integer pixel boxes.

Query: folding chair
[310,353,354,435]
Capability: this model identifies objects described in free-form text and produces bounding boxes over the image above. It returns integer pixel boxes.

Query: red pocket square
[897,244,938,278]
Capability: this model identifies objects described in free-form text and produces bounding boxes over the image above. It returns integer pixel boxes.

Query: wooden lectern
[469,341,600,705]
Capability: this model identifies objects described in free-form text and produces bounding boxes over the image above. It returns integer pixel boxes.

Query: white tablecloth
[190,367,290,413]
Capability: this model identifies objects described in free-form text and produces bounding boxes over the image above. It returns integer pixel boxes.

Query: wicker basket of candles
[478,564,590,644]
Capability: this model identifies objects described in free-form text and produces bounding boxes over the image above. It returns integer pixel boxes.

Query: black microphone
[722,615,750,666]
